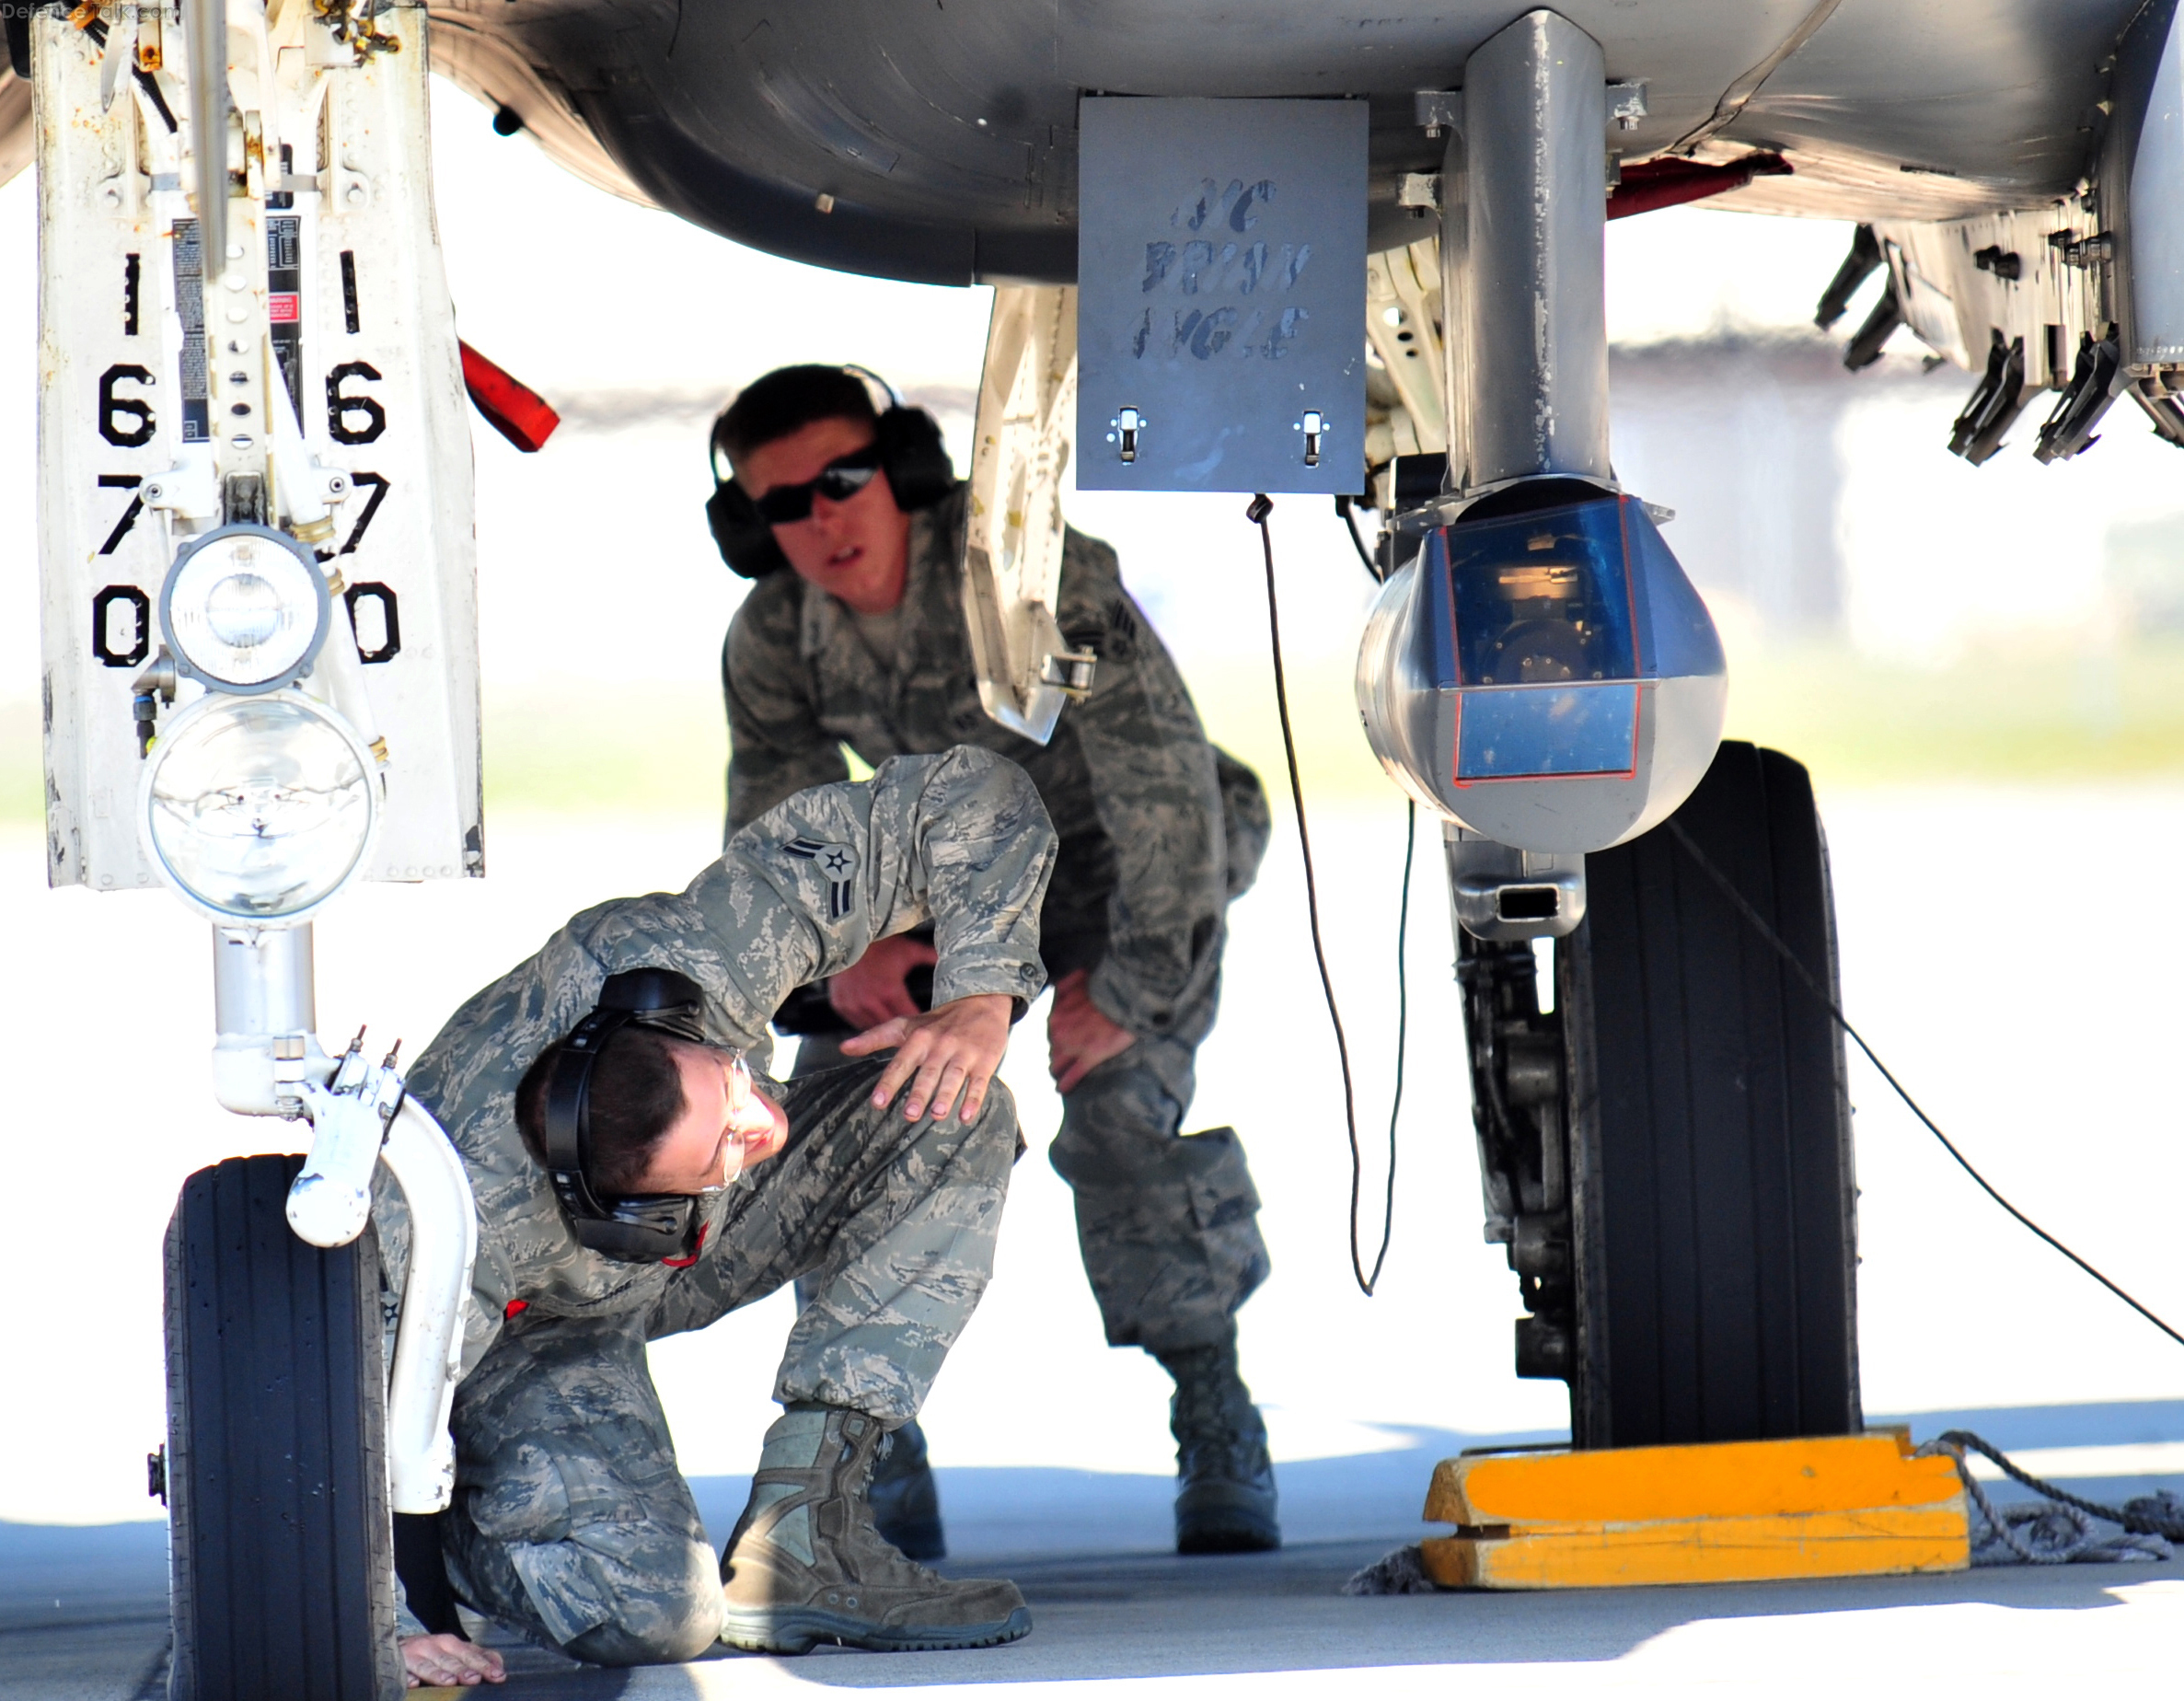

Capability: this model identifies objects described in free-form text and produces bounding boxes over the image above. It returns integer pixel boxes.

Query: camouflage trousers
[794,993,1267,1354]
[438,1059,1016,1665]
[1047,1029,1268,1353]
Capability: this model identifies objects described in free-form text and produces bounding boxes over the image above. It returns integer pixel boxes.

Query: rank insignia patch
[784,837,860,920]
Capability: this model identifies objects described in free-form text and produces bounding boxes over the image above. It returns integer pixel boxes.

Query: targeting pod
[1357,488,1727,854]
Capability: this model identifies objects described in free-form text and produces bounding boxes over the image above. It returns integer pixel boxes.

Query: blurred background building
[1612,333,1871,642]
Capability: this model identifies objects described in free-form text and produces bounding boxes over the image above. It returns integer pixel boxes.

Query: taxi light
[160,523,330,693]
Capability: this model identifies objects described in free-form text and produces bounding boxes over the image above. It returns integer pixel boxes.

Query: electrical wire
[1387,800,1416,1254]
[1249,494,1397,1296]
[1663,817,2184,1353]
[1335,495,1382,581]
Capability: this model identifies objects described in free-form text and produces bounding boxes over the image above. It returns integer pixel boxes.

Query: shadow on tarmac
[7,1402,2184,1696]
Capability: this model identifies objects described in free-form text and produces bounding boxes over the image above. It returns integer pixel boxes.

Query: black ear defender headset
[538,966,718,1263]
[704,364,957,579]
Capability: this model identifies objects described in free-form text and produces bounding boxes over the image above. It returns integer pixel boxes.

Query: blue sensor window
[1431,498,1640,689]
[1422,495,1654,782]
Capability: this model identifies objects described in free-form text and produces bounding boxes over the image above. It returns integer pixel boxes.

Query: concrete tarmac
[8,1411,2181,1701]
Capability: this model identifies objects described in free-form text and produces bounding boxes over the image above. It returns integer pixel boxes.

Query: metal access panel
[34,5,482,894]
[1077,98,1366,495]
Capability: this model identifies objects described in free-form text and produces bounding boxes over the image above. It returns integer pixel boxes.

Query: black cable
[1249,494,1395,1296]
[1386,801,1416,1267]
[1335,495,1381,581]
[1663,818,2184,1353]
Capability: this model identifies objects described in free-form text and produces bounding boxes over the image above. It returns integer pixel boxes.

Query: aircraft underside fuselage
[425,0,2139,286]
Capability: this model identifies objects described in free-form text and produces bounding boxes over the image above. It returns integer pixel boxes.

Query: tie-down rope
[1916,1430,2180,1563]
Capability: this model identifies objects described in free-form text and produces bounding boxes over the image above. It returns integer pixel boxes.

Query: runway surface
[7,793,2184,1696]
[8,1400,2181,1701]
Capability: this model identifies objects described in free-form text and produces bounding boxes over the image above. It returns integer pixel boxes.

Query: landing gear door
[34,4,482,894]
[963,284,1089,746]
[1074,97,1367,496]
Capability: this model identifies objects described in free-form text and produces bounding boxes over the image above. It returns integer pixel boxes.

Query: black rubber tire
[165,1153,403,1701]
[1562,741,1861,1449]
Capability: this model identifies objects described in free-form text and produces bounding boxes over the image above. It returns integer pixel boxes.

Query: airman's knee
[556,1545,721,1667]
[563,1616,718,1667]
[963,1075,1023,1172]
[971,1074,1016,1133]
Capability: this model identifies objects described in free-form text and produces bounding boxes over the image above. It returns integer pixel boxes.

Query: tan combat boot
[719,1406,1031,1654]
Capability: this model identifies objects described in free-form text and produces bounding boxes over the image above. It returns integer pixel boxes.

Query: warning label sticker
[268,216,304,423]
[171,217,208,444]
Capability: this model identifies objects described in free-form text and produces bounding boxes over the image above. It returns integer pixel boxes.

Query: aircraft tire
[1562,741,1861,1448]
[163,1153,404,1701]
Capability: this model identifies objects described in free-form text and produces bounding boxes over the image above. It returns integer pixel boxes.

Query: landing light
[140,691,380,923]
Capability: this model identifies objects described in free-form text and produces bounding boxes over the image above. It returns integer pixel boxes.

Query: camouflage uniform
[373,747,1056,1661]
[724,484,1272,1353]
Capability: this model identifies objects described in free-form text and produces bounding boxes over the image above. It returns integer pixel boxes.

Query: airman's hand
[1046,969,1138,1094]
[826,933,939,1030]
[843,992,1013,1123]
[401,1632,505,1688]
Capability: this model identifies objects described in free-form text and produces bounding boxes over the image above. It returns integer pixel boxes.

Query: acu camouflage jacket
[378,747,1056,1383]
[723,483,1267,1047]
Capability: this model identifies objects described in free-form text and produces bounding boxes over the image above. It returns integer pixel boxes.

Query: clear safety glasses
[711,1051,768,1191]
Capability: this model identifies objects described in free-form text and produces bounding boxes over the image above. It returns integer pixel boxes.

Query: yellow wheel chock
[1421,1429,1970,1590]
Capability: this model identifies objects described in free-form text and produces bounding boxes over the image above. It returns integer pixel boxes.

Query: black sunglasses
[752,445,884,525]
